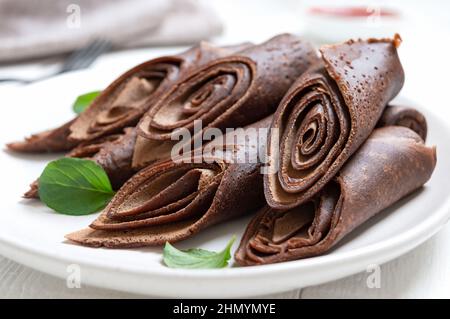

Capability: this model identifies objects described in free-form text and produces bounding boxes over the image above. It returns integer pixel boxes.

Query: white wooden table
[1,0,449,299]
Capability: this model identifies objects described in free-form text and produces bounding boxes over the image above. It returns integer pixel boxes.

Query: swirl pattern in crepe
[65,117,273,247]
[68,42,251,142]
[235,124,436,265]
[132,33,320,168]
[8,42,249,153]
[264,35,405,210]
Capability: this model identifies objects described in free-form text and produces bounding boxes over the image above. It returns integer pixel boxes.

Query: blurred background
[2,0,449,58]
[1,0,449,84]
[1,0,448,122]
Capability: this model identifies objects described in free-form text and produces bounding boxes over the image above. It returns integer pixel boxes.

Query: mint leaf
[73,91,101,114]
[38,158,115,215]
[163,236,236,269]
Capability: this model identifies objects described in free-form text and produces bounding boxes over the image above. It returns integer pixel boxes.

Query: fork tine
[74,39,111,69]
[60,42,96,71]
[61,39,111,72]
[68,39,105,67]
[0,39,112,84]
[61,40,101,71]
[82,39,112,63]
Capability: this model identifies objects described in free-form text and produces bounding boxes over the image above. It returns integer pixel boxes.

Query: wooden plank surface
[0,254,302,298]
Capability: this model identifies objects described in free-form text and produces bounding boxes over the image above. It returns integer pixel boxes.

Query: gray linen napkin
[0,0,223,62]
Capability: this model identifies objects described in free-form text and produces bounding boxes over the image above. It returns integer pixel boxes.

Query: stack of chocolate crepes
[8,34,437,266]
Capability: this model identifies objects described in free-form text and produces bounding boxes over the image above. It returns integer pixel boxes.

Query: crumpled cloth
[0,0,223,62]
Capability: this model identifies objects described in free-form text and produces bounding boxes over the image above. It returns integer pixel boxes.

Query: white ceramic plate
[1,53,449,298]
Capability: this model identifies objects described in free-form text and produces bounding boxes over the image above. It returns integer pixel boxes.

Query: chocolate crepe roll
[8,42,250,153]
[24,128,138,199]
[264,35,405,210]
[65,117,272,248]
[68,42,252,142]
[377,104,427,141]
[132,33,320,168]
[235,126,436,265]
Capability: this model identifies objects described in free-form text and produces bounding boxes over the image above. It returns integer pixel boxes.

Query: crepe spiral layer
[236,117,436,265]
[264,35,405,209]
[7,42,249,154]
[14,42,252,198]
[68,42,251,142]
[66,117,273,247]
[132,34,320,168]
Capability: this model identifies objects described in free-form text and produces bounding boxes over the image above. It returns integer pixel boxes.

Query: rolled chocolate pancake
[65,116,272,248]
[68,42,252,143]
[235,126,436,265]
[264,35,405,210]
[377,104,427,141]
[8,42,250,153]
[24,128,138,199]
[132,33,320,168]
